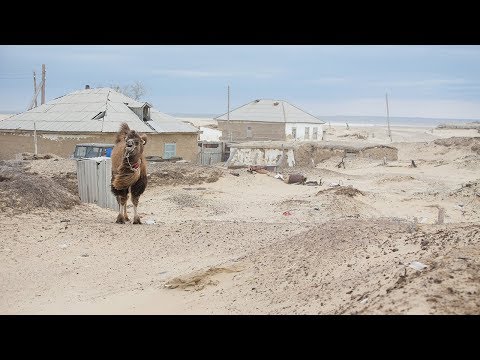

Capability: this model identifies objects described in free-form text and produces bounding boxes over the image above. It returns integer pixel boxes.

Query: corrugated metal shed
[76,157,118,210]
[215,99,325,124]
[0,87,199,134]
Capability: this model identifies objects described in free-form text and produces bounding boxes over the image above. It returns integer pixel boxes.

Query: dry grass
[0,163,80,213]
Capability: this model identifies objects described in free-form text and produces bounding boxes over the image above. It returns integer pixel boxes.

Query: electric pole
[33,71,38,108]
[385,93,392,142]
[227,85,231,142]
[41,64,46,105]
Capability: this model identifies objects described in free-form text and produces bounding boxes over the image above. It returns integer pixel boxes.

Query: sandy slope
[1,126,479,314]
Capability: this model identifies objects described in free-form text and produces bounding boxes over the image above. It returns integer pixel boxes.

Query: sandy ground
[1,124,479,314]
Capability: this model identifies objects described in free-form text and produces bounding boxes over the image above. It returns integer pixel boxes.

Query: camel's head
[124,129,147,157]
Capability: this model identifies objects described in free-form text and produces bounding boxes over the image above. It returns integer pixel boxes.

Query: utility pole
[41,64,46,105]
[385,93,392,142]
[33,121,38,155]
[33,71,38,108]
[227,85,232,142]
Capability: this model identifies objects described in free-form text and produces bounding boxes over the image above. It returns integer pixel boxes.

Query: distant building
[0,87,199,161]
[215,99,325,142]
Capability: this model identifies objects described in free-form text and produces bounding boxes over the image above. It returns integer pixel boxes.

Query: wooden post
[33,71,38,108]
[385,93,392,142]
[34,121,38,155]
[41,64,46,105]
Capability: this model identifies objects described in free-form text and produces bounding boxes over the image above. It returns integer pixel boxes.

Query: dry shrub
[21,152,59,160]
[0,166,80,213]
[51,172,79,196]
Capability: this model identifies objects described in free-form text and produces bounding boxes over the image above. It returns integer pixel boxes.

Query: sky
[1,45,480,119]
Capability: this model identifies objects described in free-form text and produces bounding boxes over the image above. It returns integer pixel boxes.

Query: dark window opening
[143,106,151,121]
[92,111,106,120]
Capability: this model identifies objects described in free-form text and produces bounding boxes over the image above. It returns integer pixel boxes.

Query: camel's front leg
[116,194,128,224]
[131,195,142,224]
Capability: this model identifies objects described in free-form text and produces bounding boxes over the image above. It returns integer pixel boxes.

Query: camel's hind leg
[131,174,147,225]
[116,194,128,224]
[123,192,130,222]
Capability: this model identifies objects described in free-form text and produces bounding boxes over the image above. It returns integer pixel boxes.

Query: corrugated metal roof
[149,110,199,133]
[0,87,198,134]
[215,99,325,124]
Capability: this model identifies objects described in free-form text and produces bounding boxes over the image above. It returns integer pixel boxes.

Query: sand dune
[1,125,479,314]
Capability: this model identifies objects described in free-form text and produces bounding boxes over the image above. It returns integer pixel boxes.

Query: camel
[110,122,148,224]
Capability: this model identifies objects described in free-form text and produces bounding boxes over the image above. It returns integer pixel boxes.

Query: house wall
[0,131,198,161]
[285,123,324,141]
[146,133,199,162]
[217,120,285,141]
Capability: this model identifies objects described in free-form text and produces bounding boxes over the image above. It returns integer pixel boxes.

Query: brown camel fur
[110,122,148,224]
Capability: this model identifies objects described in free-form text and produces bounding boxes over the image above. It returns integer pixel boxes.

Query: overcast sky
[1,45,480,119]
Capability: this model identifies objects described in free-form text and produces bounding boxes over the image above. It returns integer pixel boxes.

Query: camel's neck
[124,153,141,170]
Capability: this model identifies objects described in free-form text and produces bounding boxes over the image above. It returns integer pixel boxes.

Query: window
[143,106,151,121]
[164,143,176,159]
[74,146,86,158]
[246,126,252,138]
[313,127,318,140]
[292,127,297,139]
[305,127,310,140]
[86,147,102,157]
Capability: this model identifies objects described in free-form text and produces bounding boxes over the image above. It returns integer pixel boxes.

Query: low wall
[226,142,398,167]
[226,147,295,167]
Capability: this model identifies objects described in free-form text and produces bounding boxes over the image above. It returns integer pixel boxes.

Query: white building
[215,99,325,142]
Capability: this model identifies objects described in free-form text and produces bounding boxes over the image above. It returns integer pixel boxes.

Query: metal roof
[215,99,325,124]
[0,87,199,134]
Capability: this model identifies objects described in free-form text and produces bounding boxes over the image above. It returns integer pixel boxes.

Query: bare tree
[108,81,147,101]
[129,81,146,101]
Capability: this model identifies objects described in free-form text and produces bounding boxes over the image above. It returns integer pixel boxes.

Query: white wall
[228,148,296,167]
[199,126,222,141]
[285,123,324,141]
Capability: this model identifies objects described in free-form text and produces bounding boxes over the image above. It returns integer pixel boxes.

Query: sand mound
[358,224,480,314]
[317,186,364,197]
[0,165,80,213]
[213,220,479,314]
[434,137,480,153]
[21,152,61,160]
[148,163,223,186]
[450,179,480,198]
[378,175,415,183]
[165,266,242,291]
[338,132,368,140]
